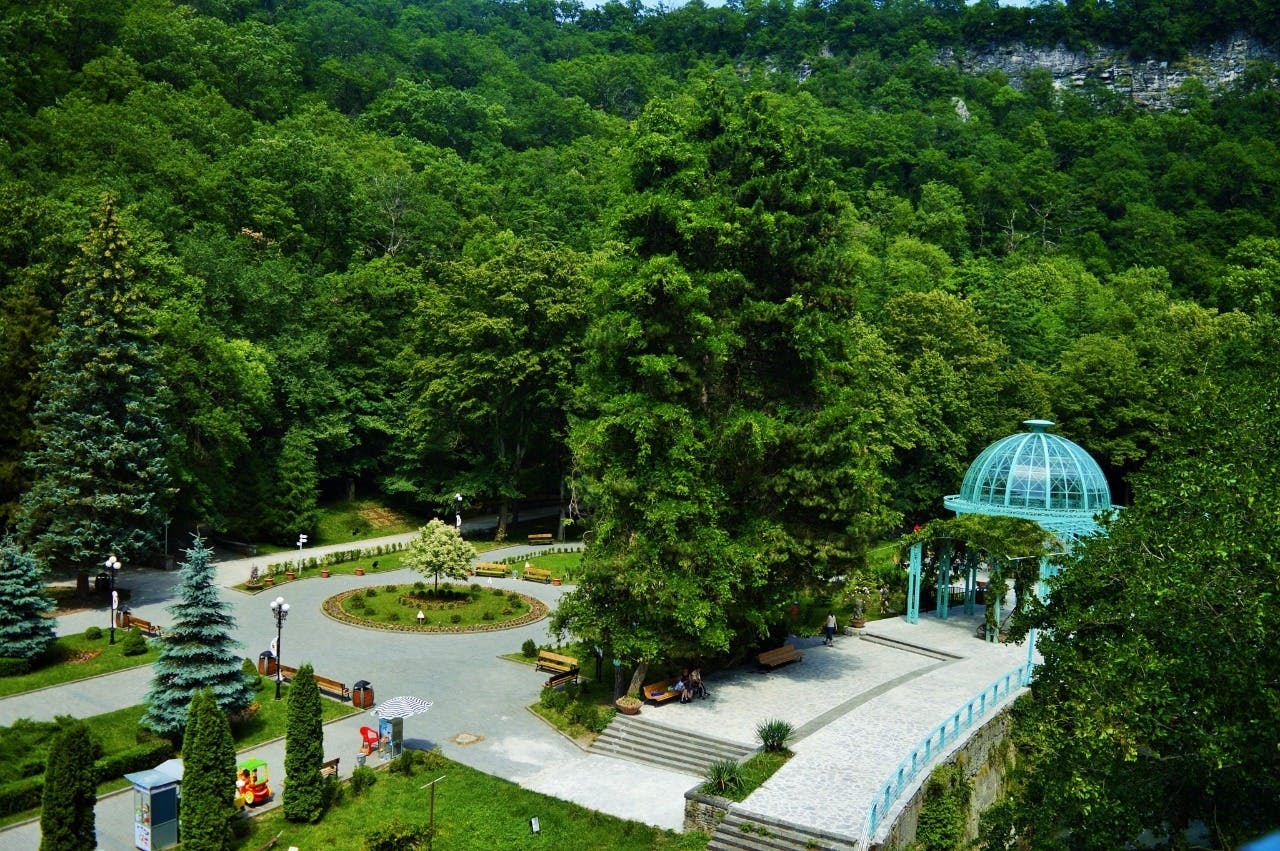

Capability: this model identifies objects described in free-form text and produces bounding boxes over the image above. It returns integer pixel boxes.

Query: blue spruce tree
[17,195,170,575]
[0,537,56,664]
[144,535,253,736]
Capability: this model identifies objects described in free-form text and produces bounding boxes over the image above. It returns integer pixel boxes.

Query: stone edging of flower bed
[321,587,549,633]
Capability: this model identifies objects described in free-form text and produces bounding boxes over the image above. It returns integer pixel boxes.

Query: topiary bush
[83,626,103,641]
[364,818,432,851]
[120,628,148,657]
[522,639,538,658]
[449,614,462,624]
[349,765,377,797]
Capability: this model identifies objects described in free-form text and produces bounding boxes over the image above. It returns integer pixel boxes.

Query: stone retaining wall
[684,789,733,834]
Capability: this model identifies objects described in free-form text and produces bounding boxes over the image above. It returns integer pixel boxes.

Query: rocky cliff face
[938,36,1276,110]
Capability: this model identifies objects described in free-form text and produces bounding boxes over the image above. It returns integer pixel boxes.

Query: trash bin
[353,680,374,709]
[95,572,109,592]
[259,651,276,676]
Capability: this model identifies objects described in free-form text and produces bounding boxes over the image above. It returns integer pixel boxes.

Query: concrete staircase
[708,810,862,851]
[591,714,753,776]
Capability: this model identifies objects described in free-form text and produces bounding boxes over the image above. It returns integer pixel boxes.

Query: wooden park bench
[320,757,340,778]
[522,566,553,583]
[535,650,579,675]
[122,614,163,637]
[276,664,299,681]
[313,674,351,701]
[473,563,508,578]
[757,644,803,670]
[527,533,553,545]
[544,669,579,689]
[641,681,681,705]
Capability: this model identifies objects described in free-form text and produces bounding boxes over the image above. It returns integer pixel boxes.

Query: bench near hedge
[642,681,680,705]
[121,613,164,637]
[757,644,803,670]
[273,665,351,701]
[522,566,552,583]
[535,650,578,675]
[320,757,340,778]
[527,533,553,545]
[472,563,508,578]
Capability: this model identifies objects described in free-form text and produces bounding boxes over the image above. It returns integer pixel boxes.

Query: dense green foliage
[402,519,476,592]
[181,690,237,851]
[145,535,254,735]
[282,663,325,823]
[1000,319,1280,849]
[38,723,98,851]
[0,537,56,662]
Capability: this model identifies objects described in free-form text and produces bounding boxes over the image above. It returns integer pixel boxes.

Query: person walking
[824,612,837,646]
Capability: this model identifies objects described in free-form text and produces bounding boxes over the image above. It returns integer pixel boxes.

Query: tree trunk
[613,660,627,700]
[626,661,648,697]
[557,476,566,542]
[497,495,509,538]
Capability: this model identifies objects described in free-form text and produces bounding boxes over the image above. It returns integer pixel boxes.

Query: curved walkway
[3,518,1030,849]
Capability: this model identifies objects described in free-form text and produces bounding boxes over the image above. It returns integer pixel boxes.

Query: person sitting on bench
[690,667,707,699]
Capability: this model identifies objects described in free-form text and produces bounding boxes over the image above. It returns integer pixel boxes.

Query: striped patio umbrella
[370,695,433,719]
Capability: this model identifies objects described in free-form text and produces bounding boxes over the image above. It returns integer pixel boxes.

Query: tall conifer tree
[0,536,56,663]
[180,689,236,851]
[17,195,170,572]
[39,722,99,851]
[282,663,325,823]
[144,535,253,736]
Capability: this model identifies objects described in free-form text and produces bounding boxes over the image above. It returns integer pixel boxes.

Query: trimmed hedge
[0,738,173,818]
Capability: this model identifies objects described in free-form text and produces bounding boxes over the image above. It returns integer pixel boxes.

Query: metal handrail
[862,662,1034,841]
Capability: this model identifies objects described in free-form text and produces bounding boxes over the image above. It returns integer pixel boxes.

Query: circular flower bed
[322,584,548,633]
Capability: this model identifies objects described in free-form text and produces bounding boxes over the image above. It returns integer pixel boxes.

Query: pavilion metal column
[906,541,922,624]
[963,550,979,615]
[935,540,952,619]
[1024,556,1059,681]
[987,576,1000,644]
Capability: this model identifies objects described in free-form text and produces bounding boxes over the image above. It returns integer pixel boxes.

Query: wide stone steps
[591,713,753,777]
[708,811,862,851]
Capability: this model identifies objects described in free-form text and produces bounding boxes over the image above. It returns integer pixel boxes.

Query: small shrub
[349,765,377,796]
[539,686,557,708]
[413,581,425,592]
[417,748,448,770]
[386,612,400,622]
[389,753,416,776]
[121,628,148,656]
[365,588,378,598]
[501,608,513,616]
[491,587,505,596]
[449,614,462,624]
[470,583,482,593]
[84,626,103,641]
[756,719,794,753]
[704,759,744,795]
[364,818,432,851]
[506,592,522,607]
[0,657,31,677]
[384,584,397,593]
[481,611,494,621]
[348,596,367,610]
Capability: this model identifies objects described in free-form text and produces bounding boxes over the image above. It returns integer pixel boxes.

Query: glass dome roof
[943,420,1112,539]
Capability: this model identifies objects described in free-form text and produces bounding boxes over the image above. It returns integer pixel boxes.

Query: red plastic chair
[360,726,380,755]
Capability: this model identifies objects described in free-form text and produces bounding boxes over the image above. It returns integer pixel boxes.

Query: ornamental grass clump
[756,718,794,752]
[704,759,744,796]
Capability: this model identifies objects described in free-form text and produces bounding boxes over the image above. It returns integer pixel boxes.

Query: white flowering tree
[403,519,476,593]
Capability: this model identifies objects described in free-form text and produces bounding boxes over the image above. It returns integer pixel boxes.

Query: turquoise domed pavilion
[944,419,1112,542]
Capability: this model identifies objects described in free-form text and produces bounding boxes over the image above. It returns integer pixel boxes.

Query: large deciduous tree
[398,231,587,534]
[0,536,57,664]
[180,689,236,851]
[39,722,99,851]
[555,82,911,688]
[403,519,476,593]
[282,663,325,823]
[17,195,171,573]
[145,535,253,736]
[996,316,1280,850]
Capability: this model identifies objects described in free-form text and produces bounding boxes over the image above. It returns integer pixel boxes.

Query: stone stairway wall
[708,810,863,851]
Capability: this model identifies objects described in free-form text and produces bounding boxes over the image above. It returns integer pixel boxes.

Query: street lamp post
[105,555,122,644]
[270,596,289,700]
[454,493,463,530]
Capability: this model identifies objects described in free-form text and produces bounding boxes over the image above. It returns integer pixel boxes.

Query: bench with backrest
[544,669,579,689]
[122,614,163,637]
[522,566,552,583]
[757,644,803,670]
[473,563,508,578]
[313,674,351,701]
[320,757,340,779]
[535,650,579,675]
[642,681,681,705]
[527,533,553,545]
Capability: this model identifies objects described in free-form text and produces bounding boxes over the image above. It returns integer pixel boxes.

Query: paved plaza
[0,521,1030,849]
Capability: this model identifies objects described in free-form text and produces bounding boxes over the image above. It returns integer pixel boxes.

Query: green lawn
[333,583,540,630]
[499,550,583,582]
[315,499,425,545]
[0,632,160,698]
[233,752,708,850]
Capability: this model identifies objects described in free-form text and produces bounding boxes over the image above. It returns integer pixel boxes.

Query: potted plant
[320,567,331,578]
[615,695,642,716]
[847,584,870,630]
[246,565,262,590]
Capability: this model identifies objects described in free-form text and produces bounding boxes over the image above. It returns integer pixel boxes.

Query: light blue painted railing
[863,662,1035,841]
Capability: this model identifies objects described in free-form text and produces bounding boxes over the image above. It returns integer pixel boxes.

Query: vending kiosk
[123,759,183,851]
